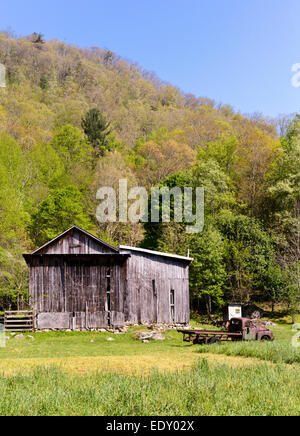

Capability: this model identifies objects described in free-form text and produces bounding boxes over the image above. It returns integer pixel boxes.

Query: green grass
[0,361,300,416]
[0,318,300,415]
[198,321,300,365]
[0,328,190,360]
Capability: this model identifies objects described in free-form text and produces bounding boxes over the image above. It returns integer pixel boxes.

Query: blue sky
[1,0,300,117]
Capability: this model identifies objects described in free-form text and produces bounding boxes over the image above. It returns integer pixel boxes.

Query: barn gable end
[31,226,119,255]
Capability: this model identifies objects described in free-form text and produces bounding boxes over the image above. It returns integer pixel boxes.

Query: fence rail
[4,311,34,332]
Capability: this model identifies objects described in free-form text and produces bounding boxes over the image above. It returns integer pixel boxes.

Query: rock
[151,333,165,341]
[90,339,95,343]
[142,339,150,343]
[134,331,165,341]
[107,337,115,342]
[134,331,153,341]
[14,334,25,340]
[98,329,107,333]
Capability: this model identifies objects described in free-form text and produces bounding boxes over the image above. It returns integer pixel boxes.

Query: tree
[193,159,236,218]
[29,32,45,44]
[263,263,286,314]
[90,150,145,246]
[40,74,49,90]
[135,130,195,187]
[217,212,275,302]
[189,226,226,319]
[0,246,28,311]
[233,124,280,216]
[81,109,111,157]
[267,116,300,318]
[197,128,238,175]
[51,124,92,168]
[0,134,29,246]
[31,186,94,246]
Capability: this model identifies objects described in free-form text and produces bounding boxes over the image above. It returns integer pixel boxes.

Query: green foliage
[52,124,92,165]
[31,186,94,246]
[40,74,49,90]
[81,109,111,157]
[189,226,226,316]
[0,246,28,310]
[0,32,298,315]
[0,134,30,245]
[217,212,275,302]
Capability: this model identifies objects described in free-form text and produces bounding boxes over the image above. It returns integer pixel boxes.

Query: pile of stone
[254,320,276,327]
[129,323,190,332]
[133,331,166,343]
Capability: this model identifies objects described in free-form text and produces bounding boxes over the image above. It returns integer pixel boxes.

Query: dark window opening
[229,319,242,333]
[107,268,111,326]
[153,280,158,323]
[170,289,175,323]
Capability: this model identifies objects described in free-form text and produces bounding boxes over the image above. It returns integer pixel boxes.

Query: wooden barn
[23,226,192,330]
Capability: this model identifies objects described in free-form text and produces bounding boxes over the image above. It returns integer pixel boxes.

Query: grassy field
[0,315,299,416]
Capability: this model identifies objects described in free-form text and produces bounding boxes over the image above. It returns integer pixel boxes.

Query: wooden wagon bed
[178,329,243,345]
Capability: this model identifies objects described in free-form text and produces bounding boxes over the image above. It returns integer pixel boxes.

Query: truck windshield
[229,319,242,332]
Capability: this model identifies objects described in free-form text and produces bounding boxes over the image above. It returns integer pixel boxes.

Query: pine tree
[81,109,111,157]
[40,74,48,90]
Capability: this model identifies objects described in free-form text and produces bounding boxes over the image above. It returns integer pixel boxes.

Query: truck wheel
[261,335,271,341]
[208,337,221,345]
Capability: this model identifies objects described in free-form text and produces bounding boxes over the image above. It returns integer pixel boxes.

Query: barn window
[152,280,156,296]
[107,268,111,326]
[82,265,90,287]
[170,289,175,323]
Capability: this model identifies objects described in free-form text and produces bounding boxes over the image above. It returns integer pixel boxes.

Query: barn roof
[119,246,193,262]
[30,225,120,255]
[27,226,192,262]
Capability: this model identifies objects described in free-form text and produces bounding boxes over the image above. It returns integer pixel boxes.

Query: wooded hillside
[0,32,299,317]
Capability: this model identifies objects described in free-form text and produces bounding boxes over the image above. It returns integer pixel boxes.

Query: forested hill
[0,32,299,316]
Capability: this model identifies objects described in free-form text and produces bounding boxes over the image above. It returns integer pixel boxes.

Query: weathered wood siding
[27,228,126,329]
[123,251,190,325]
[29,256,126,330]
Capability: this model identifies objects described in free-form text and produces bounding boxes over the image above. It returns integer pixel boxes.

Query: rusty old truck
[178,317,274,345]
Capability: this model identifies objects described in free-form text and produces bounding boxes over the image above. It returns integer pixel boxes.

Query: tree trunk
[205,295,212,320]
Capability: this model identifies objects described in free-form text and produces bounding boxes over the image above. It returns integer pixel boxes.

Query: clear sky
[1,0,300,117]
